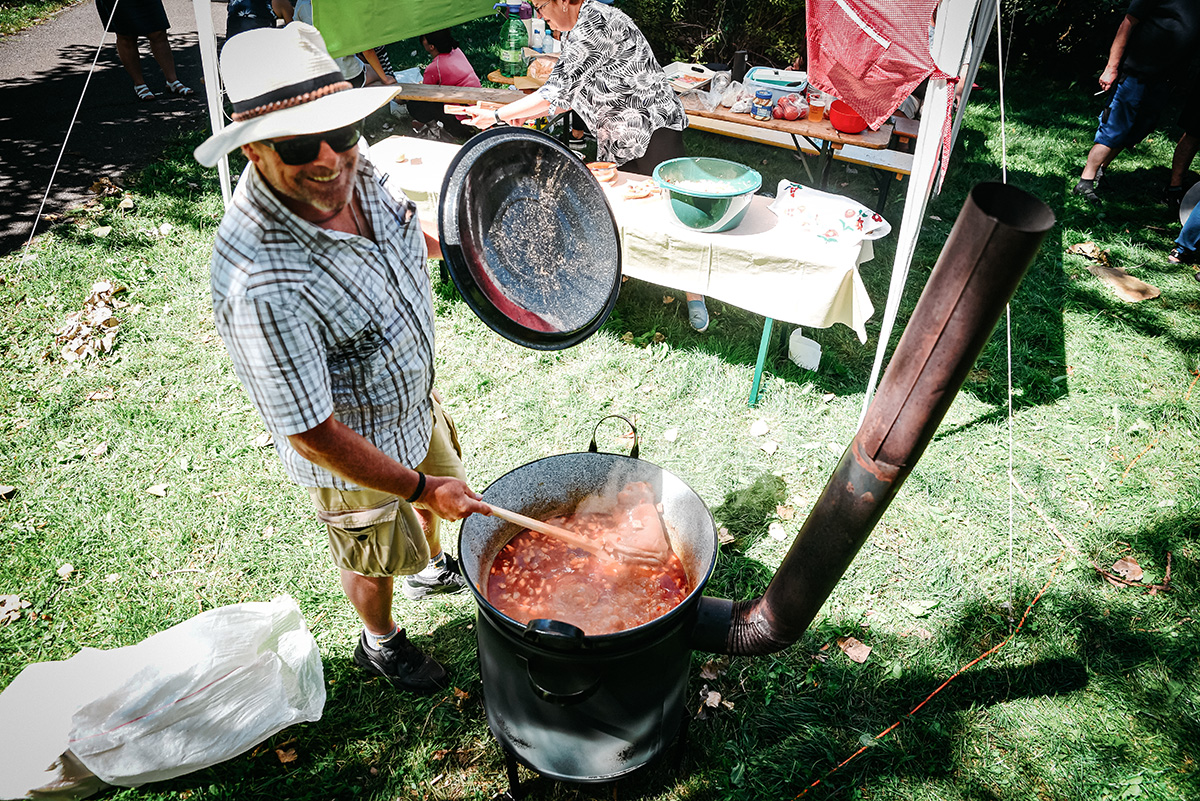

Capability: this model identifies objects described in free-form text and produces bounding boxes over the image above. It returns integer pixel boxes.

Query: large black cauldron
[457,182,1055,790]
[458,440,717,782]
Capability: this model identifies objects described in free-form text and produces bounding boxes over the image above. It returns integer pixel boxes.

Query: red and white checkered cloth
[806,0,949,130]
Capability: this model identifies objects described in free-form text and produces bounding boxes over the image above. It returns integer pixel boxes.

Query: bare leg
[146,29,178,83]
[339,568,395,635]
[415,508,441,556]
[360,49,395,86]
[114,33,146,86]
[1169,132,1200,188]
[1081,142,1117,181]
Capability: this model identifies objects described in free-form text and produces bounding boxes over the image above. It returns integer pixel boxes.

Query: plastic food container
[743,66,808,104]
[663,62,715,93]
[652,157,763,233]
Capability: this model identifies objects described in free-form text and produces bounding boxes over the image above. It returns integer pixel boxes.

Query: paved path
[0,0,226,255]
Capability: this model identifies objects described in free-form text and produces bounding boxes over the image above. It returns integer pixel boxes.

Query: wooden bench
[684,109,915,209]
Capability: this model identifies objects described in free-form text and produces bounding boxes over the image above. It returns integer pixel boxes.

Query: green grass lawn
[0,0,78,36]
[1,43,1198,801]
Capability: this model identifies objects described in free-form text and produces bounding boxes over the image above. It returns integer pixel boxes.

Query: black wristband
[405,471,426,504]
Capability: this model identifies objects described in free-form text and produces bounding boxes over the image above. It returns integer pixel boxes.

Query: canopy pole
[192,0,230,205]
[857,0,997,426]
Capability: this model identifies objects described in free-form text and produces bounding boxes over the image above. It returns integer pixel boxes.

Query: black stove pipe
[691,182,1055,656]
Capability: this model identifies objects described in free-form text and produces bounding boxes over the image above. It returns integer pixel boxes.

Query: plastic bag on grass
[0,596,324,798]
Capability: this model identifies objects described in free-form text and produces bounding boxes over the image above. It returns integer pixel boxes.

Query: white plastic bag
[0,596,324,798]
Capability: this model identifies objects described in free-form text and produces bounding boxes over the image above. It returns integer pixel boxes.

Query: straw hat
[194,23,397,167]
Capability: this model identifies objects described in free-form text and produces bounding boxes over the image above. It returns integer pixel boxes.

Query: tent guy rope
[25,0,123,253]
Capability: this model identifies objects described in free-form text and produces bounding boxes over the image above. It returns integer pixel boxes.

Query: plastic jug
[531,18,546,51]
[494,1,529,78]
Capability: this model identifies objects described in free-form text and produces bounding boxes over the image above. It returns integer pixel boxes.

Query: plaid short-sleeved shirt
[210,151,435,489]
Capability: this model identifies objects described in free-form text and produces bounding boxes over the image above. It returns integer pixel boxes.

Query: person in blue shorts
[1168,192,1200,272]
[1072,1,1200,203]
[1164,77,1200,214]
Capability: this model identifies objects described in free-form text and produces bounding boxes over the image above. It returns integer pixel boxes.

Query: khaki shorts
[308,398,466,577]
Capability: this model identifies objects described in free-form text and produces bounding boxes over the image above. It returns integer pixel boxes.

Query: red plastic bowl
[828,99,867,134]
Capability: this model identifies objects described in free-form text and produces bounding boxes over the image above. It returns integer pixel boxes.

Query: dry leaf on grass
[274,747,298,764]
[776,505,794,520]
[0,485,16,501]
[89,177,123,197]
[760,439,779,455]
[663,295,675,304]
[85,387,115,401]
[57,563,75,580]
[253,432,274,448]
[55,280,127,364]
[1067,241,1112,266]
[699,657,729,680]
[1111,557,1143,582]
[0,595,32,624]
[900,599,939,617]
[663,428,679,442]
[717,527,734,545]
[146,483,169,497]
[749,419,770,437]
[768,521,788,541]
[696,686,735,718]
[837,636,872,663]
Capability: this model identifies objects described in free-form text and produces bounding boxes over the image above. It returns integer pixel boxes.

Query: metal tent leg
[748,317,774,407]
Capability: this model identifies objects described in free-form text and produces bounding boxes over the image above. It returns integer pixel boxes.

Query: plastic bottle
[494,1,529,78]
[531,18,546,52]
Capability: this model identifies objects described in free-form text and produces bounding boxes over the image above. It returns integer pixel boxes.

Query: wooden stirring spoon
[485,505,665,567]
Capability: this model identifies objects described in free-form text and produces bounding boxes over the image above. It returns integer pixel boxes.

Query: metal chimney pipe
[691,183,1055,655]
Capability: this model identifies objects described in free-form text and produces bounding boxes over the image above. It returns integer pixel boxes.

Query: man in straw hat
[195,23,490,694]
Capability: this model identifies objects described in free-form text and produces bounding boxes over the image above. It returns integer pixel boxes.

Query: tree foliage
[617,0,1132,80]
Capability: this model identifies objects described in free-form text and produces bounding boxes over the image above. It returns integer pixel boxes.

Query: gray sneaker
[401,553,468,600]
[352,629,449,694]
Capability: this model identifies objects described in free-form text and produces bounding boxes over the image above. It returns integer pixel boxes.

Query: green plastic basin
[652,157,763,233]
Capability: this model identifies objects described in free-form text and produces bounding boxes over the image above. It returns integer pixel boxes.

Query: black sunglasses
[263,121,363,165]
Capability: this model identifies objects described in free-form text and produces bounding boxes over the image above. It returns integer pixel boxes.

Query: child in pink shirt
[410,28,481,139]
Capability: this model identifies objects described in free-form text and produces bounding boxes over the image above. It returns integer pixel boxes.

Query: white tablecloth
[369,136,876,341]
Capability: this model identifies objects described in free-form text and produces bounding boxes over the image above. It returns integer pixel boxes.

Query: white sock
[364,624,399,650]
[417,551,447,578]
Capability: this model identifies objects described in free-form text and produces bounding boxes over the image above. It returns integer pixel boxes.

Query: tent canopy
[312,0,498,58]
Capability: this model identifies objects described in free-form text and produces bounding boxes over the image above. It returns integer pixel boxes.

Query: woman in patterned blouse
[467,0,711,331]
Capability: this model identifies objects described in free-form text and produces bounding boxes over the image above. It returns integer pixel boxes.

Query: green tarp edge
[313,0,499,59]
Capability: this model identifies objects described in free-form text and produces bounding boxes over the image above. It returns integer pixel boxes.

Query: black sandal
[1168,246,1198,265]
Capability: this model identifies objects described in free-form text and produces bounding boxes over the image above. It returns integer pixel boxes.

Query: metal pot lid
[438,126,622,350]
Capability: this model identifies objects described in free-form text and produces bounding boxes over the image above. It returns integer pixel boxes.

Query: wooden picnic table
[680,94,893,190]
[390,82,527,107]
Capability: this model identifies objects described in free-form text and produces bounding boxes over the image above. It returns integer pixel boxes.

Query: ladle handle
[486,505,607,559]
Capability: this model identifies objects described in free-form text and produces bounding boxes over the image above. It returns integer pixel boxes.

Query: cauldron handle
[521,620,602,705]
[587,415,639,459]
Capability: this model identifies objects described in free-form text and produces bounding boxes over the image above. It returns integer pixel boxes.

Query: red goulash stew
[486,482,691,635]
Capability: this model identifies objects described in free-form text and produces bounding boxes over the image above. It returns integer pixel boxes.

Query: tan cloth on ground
[1085,264,1160,302]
